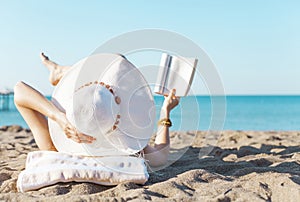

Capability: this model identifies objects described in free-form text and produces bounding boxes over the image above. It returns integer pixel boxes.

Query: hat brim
[48,53,155,156]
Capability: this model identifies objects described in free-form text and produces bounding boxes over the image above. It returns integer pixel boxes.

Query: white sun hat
[48,53,156,156]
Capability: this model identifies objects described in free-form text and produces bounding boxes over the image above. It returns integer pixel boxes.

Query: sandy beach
[1,125,300,201]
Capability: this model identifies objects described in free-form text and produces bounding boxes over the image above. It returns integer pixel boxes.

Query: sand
[1,125,300,201]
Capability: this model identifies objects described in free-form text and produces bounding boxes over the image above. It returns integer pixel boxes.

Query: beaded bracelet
[158,118,172,127]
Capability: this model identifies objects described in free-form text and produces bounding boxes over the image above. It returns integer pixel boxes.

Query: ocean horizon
[1,95,300,131]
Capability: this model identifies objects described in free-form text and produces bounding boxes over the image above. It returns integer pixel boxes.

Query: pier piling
[0,90,14,111]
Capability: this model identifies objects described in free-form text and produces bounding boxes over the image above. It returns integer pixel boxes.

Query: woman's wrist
[160,107,170,119]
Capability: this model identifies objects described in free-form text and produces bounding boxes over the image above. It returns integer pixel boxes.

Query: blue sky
[0,0,299,95]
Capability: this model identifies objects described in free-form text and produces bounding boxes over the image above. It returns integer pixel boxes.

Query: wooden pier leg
[0,93,12,111]
[0,94,2,110]
[4,94,8,110]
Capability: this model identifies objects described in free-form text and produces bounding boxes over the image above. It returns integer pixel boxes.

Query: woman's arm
[143,89,180,167]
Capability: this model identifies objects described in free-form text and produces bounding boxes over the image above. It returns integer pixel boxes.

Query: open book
[154,53,198,96]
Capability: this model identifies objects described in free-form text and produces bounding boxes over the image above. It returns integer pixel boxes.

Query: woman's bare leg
[40,53,71,86]
[14,82,96,151]
[40,52,127,86]
[14,81,58,151]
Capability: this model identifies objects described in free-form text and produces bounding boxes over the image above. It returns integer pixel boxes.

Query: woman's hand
[55,112,96,143]
[162,89,180,115]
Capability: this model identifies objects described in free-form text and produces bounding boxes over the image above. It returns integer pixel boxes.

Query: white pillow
[17,151,149,192]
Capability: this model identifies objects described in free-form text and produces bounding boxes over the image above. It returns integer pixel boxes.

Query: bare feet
[40,52,69,86]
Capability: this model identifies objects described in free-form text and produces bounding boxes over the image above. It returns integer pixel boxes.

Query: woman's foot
[40,52,69,86]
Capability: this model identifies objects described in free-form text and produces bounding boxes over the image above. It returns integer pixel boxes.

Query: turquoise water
[1,95,300,131]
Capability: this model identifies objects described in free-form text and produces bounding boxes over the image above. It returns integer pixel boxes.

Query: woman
[14,53,180,167]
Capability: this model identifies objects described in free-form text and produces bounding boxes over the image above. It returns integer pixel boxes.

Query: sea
[1,95,300,131]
